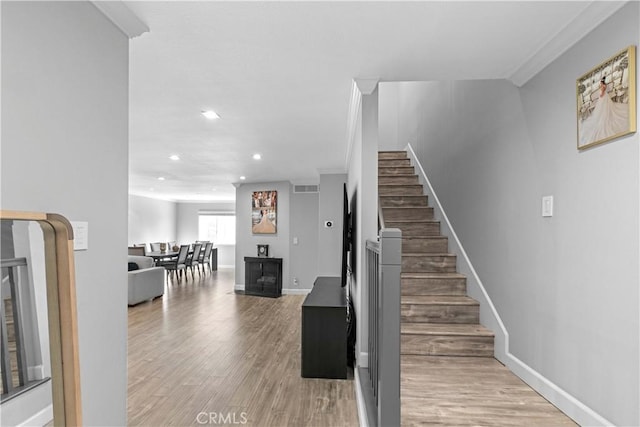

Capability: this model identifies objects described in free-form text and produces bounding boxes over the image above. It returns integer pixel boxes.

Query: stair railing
[1,257,30,398]
[364,228,401,426]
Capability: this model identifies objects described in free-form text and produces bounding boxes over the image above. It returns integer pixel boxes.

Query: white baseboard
[358,351,369,369]
[354,367,369,427]
[218,264,234,269]
[282,288,311,295]
[19,404,53,427]
[27,365,44,379]
[234,284,244,292]
[505,353,613,426]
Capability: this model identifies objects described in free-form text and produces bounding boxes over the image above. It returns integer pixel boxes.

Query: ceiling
[125,1,609,203]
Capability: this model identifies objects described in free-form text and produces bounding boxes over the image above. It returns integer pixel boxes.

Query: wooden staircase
[378,151,494,358]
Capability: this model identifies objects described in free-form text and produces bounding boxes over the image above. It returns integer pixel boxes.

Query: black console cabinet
[244,257,282,298]
[301,277,347,379]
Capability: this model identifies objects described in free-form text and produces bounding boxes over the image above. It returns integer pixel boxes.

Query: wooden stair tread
[402,323,494,337]
[402,272,465,279]
[403,252,454,257]
[386,219,438,223]
[383,206,429,210]
[402,295,478,305]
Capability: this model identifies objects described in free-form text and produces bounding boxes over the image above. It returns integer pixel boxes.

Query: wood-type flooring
[128,268,576,426]
[127,269,358,426]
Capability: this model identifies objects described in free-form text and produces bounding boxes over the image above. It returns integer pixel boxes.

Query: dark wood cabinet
[301,277,347,379]
[244,257,282,298]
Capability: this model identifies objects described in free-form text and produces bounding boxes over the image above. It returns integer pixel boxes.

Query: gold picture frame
[251,190,277,234]
[576,45,636,150]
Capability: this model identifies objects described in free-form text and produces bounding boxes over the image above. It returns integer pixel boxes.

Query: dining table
[146,250,179,262]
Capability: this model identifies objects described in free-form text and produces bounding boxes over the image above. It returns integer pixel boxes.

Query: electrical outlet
[293,277,299,286]
[542,195,554,217]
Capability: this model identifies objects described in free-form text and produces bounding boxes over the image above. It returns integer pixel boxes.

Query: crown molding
[354,78,379,96]
[91,1,149,39]
[508,1,628,87]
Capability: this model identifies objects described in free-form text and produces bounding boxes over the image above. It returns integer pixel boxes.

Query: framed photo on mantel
[251,190,277,234]
[576,45,636,150]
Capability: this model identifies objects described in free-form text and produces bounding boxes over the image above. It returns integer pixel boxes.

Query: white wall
[291,192,319,290]
[1,2,129,425]
[235,182,291,289]
[317,174,347,276]
[128,195,177,247]
[177,201,236,267]
[380,4,639,425]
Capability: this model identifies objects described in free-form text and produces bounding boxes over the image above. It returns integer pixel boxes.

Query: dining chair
[199,242,214,274]
[150,242,163,252]
[158,245,189,282]
[186,243,203,278]
[128,246,145,256]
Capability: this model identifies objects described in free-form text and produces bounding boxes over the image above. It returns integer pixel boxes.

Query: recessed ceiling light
[158,177,165,181]
[240,176,246,180]
[252,153,261,160]
[169,155,180,161]
[201,110,220,120]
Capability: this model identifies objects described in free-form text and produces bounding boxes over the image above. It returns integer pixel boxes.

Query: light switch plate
[71,221,88,250]
[542,196,553,217]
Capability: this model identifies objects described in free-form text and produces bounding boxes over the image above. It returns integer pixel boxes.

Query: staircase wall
[378,4,639,426]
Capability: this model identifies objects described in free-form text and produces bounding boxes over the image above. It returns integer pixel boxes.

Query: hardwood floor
[127,269,359,426]
[128,268,575,427]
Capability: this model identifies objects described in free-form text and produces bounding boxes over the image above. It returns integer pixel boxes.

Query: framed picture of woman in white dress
[252,190,277,234]
[576,46,636,150]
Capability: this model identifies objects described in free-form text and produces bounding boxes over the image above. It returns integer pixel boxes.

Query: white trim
[505,353,614,426]
[234,284,245,292]
[406,143,614,427]
[18,404,53,427]
[354,367,369,427]
[282,288,312,295]
[509,1,628,87]
[354,78,379,96]
[27,365,44,380]
[91,1,149,39]
[218,264,235,269]
[358,351,369,369]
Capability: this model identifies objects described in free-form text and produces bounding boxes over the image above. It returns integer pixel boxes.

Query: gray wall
[235,182,291,289]
[291,192,319,290]
[346,86,379,365]
[128,194,177,246]
[317,174,347,276]
[177,201,236,267]
[1,2,129,425]
[381,4,638,425]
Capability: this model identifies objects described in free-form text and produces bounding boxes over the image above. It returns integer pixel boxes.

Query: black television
[340,183,352,287]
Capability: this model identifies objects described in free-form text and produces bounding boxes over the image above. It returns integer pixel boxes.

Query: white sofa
[128,256,165,306]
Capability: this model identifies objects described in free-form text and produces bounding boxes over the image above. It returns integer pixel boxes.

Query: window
[198,213,236,245]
